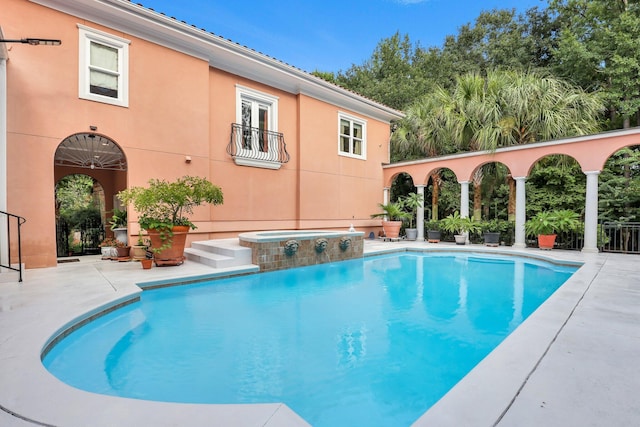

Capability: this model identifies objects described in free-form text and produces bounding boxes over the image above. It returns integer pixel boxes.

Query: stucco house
[1,0,404,269]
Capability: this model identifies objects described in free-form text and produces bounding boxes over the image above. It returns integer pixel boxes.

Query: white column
[0,57,8,268]
[513,176,526,248]
[459,181,470,243]
[416,184,425,241]
[459,181,469,218]
[583,171,600,253]
[383,187,390,221]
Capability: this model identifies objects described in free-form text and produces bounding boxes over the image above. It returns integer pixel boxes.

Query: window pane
[341,119,350,136]
[353,139,362,155]
[241,101,252,149]
[341,136,350,153]
[90,42,118,72]
[90,70,118,97]
[353,123,362,139]
[259,107,268,152]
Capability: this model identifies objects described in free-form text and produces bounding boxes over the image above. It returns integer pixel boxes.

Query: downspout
[0,28,9,267]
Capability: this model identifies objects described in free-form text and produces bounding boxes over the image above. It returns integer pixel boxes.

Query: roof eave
[29,0,404,122]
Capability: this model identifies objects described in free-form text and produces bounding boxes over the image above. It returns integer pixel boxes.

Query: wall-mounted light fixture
[89,125,97,131]
[185,156,192,164]
[0,38,62,46]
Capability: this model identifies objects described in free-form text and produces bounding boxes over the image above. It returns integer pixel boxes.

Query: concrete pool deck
[0,240,638,426]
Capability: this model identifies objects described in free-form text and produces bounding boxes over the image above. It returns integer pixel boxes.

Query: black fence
[600,222,640,254]
[56,217,104,257]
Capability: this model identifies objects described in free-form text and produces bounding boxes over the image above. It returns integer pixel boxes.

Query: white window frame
[235,85,280,169]
[78,24,130,107]
[338,112,367,160]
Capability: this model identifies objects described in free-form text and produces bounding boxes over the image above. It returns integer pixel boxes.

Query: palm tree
[392,90,456,220]
[414,70,603,219]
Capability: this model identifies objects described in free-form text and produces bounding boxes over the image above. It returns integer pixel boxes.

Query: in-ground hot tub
[239,230,364,271]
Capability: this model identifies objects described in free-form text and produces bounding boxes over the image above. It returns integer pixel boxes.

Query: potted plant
[117,176,224,266]
[109,208,128,245]
[440,211,480,245]
[525,209,581,250]
[99,237,125,259]
[400,192,424,241]
[426,220,441,243]
[482,219,502,247]
[371,201,411,239]
[130,234,149,261]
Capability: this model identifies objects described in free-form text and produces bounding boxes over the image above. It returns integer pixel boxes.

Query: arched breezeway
[54,133,128,257]
[383,128,640,252]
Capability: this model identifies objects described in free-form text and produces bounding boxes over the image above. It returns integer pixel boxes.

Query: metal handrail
[227,123,290,165]
[0,210,26,282]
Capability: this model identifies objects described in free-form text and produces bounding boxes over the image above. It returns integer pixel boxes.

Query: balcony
[227,123,290,170]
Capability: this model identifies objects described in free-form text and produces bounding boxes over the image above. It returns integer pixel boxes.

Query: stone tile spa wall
[239,231,364,272]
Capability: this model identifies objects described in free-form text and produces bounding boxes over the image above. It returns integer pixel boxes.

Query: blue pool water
[43,252,577,426]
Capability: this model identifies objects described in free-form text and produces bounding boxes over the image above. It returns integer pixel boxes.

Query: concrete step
[189,239,252,264]
[0,267,22,283]
[184,238,253,269]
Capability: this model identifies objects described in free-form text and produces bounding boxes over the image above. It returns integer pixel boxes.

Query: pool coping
[1,241,637,426]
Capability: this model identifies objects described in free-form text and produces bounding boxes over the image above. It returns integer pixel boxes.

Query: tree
[549,0,640,129]
[599,146,640,222]
[334,32,429,110]
[391,89,459,220]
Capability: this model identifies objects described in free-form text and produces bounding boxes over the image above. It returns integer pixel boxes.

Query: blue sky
[140,0,547,73]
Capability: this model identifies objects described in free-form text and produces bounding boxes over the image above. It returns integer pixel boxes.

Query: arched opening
[526,154,584,250]
[55,175,105,256]
[599,145,640,252]
[54,133,127,258]
[468,162,512,222]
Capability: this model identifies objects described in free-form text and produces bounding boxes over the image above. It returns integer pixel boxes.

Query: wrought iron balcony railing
[227,123,290,169]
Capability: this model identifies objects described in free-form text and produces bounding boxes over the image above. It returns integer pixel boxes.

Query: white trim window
[78,25,130,107]
[234,85,280,169]
[338,113,366,159]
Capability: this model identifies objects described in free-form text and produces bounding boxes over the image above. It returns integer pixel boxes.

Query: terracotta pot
[141,258,153,269]
[131,245,147,260]
[537,234,557,250]
[382,220,402,239]
[115,246,131,258]
[147,225,190,266]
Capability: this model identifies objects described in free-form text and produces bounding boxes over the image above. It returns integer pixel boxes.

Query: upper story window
[338,113,367,160]
[229,85,288,169]
[78,25,130,107]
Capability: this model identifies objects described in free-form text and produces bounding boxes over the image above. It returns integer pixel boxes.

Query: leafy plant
[370,202,411,222]
[117,176,224,231]
[440,211,481,235]
[399,192,424,228]
[135,234,149,247]
[525,210,581,236]
[118,176,224,255]
[109,208,127,230]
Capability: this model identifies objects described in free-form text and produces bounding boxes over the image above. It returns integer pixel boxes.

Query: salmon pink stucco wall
[4,0,401,268]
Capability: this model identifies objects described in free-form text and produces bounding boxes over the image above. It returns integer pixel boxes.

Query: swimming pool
[42,251,577,427]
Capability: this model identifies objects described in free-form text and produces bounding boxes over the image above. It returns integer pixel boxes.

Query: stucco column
[416,184,425,241]
[459,181,470,243]
[583,170,600,253]
[513,176,527,248]
[0,57,7,268]
[383,187,390,221]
